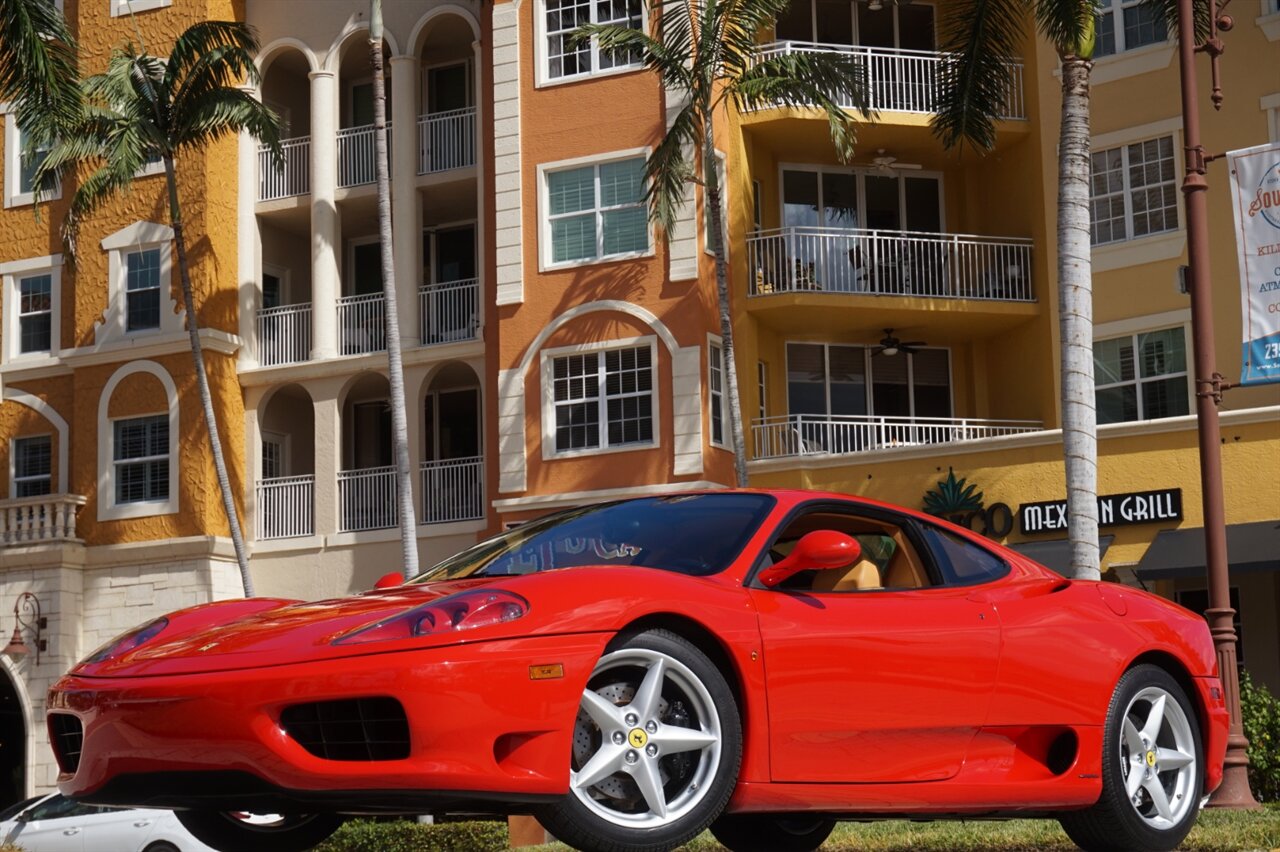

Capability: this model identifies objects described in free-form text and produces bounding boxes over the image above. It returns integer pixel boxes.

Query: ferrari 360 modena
[47,491,1227,852]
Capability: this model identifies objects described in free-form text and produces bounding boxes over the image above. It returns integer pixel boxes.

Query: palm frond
[0,0,80,140]
[646,99,701,234]
[1138,0,1211,45]
[174,87,281,164]
[165,21,262,95]
[574,20,692,89]
[1034,0,1094,57]
[931,0,1026,151]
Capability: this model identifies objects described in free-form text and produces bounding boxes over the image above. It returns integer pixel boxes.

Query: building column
[237,85,261,368]
[242,386,265,540]
[313,381,342,537]
[309,69,340,360]
[390,55,420,346]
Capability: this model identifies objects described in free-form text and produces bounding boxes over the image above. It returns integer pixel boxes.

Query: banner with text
[1228,141,1280,386]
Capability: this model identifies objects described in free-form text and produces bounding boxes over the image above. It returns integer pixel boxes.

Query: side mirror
[15,810,30,823]
[757,530,862,588]
[373,572,404,590]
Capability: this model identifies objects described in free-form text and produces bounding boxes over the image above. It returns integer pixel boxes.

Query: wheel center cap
[628,728,648,748]
[1145,750,1157,768]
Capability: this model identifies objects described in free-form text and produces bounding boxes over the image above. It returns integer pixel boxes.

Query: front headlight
[81,617,169,665]
[332,589,528,646]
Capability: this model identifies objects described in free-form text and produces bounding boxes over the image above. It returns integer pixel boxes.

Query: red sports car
[47,491,1227,852]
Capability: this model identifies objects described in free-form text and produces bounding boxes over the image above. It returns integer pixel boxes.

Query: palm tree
[580,0,871,487]
[38,22,281,597]
[931,0,1102,579]
[0,0,80,142]
[367,0,418,581]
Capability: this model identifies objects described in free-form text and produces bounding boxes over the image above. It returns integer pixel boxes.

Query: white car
[0,793,216,852]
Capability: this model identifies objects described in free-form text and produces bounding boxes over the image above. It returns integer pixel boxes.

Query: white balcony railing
[337,122,391,189]
[338,292,386,355]
[0,494,86,546]
[258,136,311,201]
[420,278,480,345]
[748,227,1034,302]
[255,475,314,540]
[338,466,398,532]
[256,302,312,366]
[421,456,484,524]
[753,414,1044,460]
[418,107,477,174]
[756,41,1026,120]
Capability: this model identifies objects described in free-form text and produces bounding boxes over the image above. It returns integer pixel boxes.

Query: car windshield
[414,493,776,581]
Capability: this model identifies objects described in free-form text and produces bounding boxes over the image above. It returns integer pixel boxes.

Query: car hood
[78,578,506,677]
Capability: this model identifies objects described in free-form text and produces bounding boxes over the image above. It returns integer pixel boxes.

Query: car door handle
[63,828,81,835]
[134,820,153,827]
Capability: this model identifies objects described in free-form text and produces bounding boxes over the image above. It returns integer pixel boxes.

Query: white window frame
[3,110,61,208]
[540,336,660,460]
[535,0,646,88]
[261,431,290,479]
[538,148,653,271]
[1094,0,1168,56]
[1089,134,1180,247]
[111,0,172,17]
[708,336,727,448]
[99,221,180,344]
[1264,93,1280,143]
[0,254,61,365]
[1092,319,1193,424]
[10,434,53,499]
[97,360,180,520]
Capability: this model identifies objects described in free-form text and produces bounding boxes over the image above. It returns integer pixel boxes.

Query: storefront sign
[921,469,1014,539]
[1227,141,1280,386]
[1019,489,1183,535]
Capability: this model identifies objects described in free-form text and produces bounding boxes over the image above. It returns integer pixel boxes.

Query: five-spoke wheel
[536,629,742,852]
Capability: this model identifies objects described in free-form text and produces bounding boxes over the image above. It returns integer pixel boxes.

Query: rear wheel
[1060,664,1202,852]
[534,629,742,852]
[710,813,836,852]
[173,811,344,852]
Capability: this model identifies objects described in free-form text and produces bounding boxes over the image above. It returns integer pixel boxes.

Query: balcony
[418,107,477,175]
[339,466,397,533]
[748,227,1034,302]
[753,414,1044,460]
[419,278,480,346]
[257,303,312,367]
[338,293,387,356]
[754,41,1026,120]
[255,475,314,540]
[258,137,311,201]
[0,494,87,546]
[421,456,484,524]
[337,123,389,189]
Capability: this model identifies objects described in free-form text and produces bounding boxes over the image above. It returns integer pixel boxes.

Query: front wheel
[535,628,742,852]
[710,813,836,851]
[1060,664,1203,852]
[173,811,345,852]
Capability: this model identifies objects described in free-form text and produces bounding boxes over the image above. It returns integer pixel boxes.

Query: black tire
[173,811,345,852]
[534,628,742,852]
[1060,664,1203,852]
[143,843,179,852]
[710,813,836,852]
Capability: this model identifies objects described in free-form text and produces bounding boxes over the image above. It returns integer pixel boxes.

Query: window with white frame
[1,255,61,363]
[551,345,654,453]
[4,114,59,208]
[113,414,170,504]
[100,222,177,345]
[1094,0,1167,57]
[1090,136,1178,245]
[125,248,162,331]
[111,0,173,17]
[543,0,642,82]
[1094,326,1190,424]
[709,342,726,447]
[18,273,53,354]
[545,155,649,266]
[12,435,52,498]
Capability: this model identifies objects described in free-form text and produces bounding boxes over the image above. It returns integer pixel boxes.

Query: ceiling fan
[857,149,924,176]
[872,328,926,356]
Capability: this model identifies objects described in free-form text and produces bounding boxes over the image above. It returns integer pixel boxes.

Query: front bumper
[48,633,608,812]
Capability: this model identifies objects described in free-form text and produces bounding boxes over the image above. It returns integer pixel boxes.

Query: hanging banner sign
[1227,141,1280,386]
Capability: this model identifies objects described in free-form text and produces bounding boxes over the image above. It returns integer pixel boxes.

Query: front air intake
[280,697,410,761]
[49,713,83,774]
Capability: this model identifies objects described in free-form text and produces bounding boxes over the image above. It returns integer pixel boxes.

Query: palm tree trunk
[370,10,419,580]
[164,156,254,596]
[1056,57,1100,581]
[703,120,749,487]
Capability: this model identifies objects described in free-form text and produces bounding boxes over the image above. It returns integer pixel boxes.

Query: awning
[1135,521,1280,579]
[1007,536,1115,577]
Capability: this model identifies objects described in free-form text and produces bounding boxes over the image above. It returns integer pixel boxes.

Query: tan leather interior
[810,559,883,593]
[882,529,930,588]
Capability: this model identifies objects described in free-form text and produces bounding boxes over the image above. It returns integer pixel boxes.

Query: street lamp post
[1174,0,1260,809]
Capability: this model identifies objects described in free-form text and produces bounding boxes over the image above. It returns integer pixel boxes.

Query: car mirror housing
[373,572,404,590]
[757,530,862,588]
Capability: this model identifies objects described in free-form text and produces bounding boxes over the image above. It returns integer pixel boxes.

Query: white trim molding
[1,388,69,492]
[96,360,180,521]
[1259,0,1280,41]
[493,2,523,306]
[112,0,172,15]
[664,83,698,282]
[98,221,183,345]
[1092,231,1187,272]
[1,254,62,366]
[537,147,654,273]
[1090,43,1175,86]
[1264,93,1280,143]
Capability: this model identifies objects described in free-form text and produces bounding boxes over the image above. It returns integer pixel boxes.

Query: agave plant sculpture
[923,467,985,522]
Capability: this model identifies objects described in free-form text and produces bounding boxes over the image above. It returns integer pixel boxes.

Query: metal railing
[0,494,86,546]
[418,107,477,174]
[255,475,314,540]
[747,227,1034,302]
[419,278,480,345]
[256,302,312,366]
[755,41,1026,120]
[258,136,311,201]
[753,414,1044,459]
[421,456,484,524]
[337,122,391,188]
[338,466,398,532]
[337,292,386,355]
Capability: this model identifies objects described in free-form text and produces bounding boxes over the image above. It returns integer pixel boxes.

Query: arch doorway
[0,668,26,809]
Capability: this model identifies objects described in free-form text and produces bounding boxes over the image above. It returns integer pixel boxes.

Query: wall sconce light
[3,592,46,665]
[868,0,884,10]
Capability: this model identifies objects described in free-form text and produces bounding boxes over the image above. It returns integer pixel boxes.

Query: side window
[28,795,95,821]
[917,524,1010,586]
[765,509,934,593]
